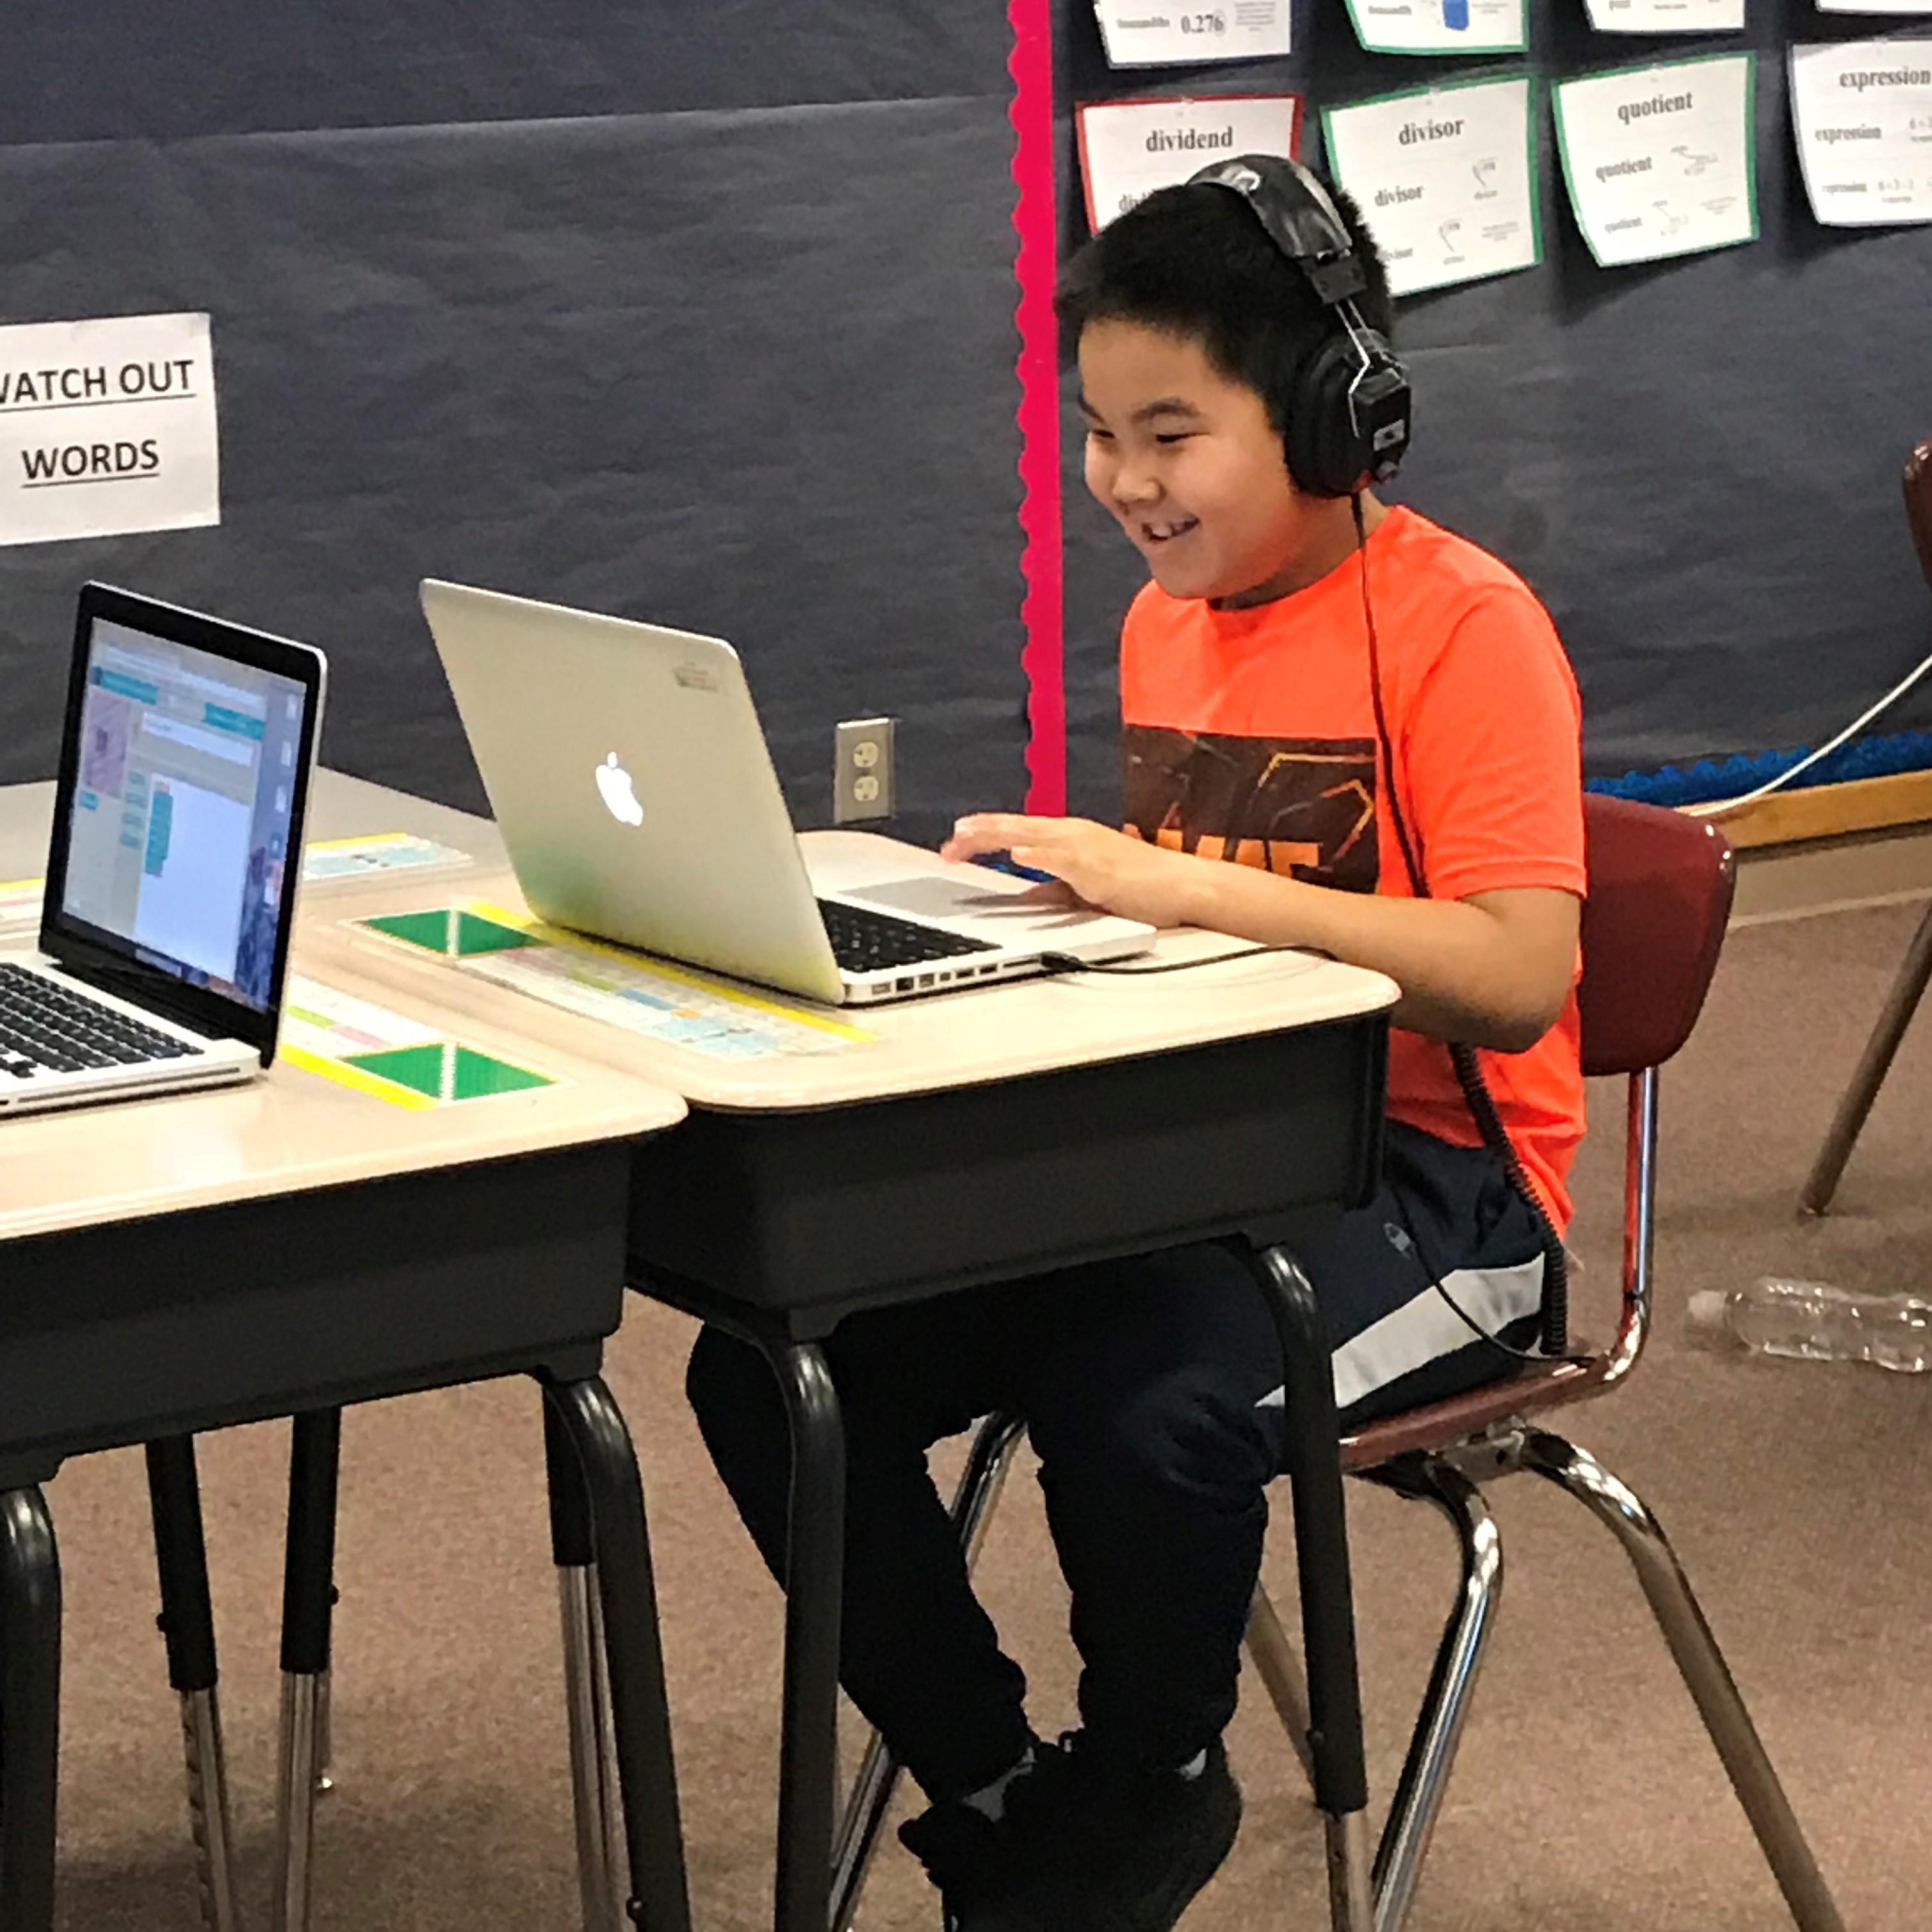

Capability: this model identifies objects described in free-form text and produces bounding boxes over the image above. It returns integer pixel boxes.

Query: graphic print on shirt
[1122,726,1380,893]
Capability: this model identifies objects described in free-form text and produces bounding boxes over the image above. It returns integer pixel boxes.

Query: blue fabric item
[1589,729,1932,808]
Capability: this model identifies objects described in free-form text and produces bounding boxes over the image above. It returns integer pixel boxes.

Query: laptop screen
[57,615,311,1014]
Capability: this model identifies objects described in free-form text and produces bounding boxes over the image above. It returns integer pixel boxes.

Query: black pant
[686,1124,1546,1803]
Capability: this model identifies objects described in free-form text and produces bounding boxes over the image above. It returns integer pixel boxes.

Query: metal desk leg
[0,1486,60,1932]
[1801,897,1932,1214]
[544,1377,692,1932]
[1238,1243,1373,1932]
[316,1664,334,1796]
[145,1437,241,1932]
[545,1394,627,1932]
[273,1409,342,1932]
[759,1341,844,1932]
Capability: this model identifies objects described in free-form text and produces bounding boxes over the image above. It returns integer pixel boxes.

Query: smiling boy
[688,159,1585,1930]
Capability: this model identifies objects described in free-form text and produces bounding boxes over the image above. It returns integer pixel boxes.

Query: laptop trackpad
[838,876,1044,923]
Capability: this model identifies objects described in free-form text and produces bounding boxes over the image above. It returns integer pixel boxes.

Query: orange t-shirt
[1119,505,1587,1226]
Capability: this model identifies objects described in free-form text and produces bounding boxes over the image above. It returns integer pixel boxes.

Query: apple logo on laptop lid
[596,752,644,827]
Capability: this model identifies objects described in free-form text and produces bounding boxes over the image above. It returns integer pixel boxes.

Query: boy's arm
[938,817,1576,1054]
[948,581,1586,1054]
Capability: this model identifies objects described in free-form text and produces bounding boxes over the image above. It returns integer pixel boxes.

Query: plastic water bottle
[1687,1279,1932,1373]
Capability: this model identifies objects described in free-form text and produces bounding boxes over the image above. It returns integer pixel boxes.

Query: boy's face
[1078,318,1319,606]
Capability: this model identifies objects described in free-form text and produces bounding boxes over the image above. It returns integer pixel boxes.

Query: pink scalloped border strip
[1009,0,1066,815]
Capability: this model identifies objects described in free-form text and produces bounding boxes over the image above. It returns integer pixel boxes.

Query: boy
[688,158,1584,1930]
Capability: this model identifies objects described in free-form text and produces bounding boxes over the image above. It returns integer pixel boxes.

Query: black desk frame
[0,1144,690,1932]
[631,1014,1388,1932]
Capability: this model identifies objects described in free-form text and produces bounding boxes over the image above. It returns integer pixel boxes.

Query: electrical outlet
[834,716,897,824]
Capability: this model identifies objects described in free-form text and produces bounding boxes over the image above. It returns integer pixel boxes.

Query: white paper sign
[1817,1,1932,15]
[1554,55,1758,265]
[1094,0,1291,67]
[0,313,218,549]
[1583,0,1745,30]
[1324,79,1541,296]
[1343,0,1527,56]
[1790,40,1932,224]
[1078,93,1304,228]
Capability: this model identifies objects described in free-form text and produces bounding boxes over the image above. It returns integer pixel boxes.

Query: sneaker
[899,1798,1050,1932]
[999,1733,1243,1931]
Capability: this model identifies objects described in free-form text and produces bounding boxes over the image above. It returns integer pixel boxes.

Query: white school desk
[0,776,692,1932]
[294,775,1404,1932]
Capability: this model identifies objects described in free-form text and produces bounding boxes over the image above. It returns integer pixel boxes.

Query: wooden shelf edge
[1682,768,1932,850]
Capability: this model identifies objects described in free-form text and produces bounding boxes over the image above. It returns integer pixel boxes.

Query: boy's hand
[943,814,1199,929]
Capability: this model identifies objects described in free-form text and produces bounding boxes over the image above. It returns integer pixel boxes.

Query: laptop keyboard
[817,899,998,974]
[0,962,204,1078]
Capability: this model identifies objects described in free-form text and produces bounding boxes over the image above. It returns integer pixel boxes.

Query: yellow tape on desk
[467,900,874,1043]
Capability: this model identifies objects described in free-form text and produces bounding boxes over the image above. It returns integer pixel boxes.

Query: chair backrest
[1577,794,1736,1079]
[1338,795,1733,1465]
[1907,441,1932,598]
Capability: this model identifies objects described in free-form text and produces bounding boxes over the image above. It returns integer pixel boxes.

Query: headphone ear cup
[1285,334,1368,499]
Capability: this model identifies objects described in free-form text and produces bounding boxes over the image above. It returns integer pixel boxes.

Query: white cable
[1683,640,1932,819]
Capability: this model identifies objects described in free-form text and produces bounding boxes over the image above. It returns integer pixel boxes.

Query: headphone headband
[1188,158,1367,305]
[1186,155,1413,496]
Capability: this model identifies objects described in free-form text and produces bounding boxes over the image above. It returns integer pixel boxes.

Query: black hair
[1055,172,1395,445]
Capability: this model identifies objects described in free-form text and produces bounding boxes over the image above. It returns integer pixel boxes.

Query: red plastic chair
[1233,793,1847,1932]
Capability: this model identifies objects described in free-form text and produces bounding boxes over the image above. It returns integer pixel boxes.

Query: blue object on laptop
[970,851,1060,886]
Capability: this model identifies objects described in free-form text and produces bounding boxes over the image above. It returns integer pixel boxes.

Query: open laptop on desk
[419,580,1154,1006]
[0,583,325,1115]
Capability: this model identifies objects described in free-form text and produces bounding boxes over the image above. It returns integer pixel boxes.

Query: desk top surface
[0,776,686,1243]
[264,775,1401,1112]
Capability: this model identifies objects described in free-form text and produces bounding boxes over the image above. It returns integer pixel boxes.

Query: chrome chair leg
[1520,1430,1847,1932]
[829,1411,1028,1932]
[1242,1586,1317,1791]
[829,1730,900,1932]
[1365,1459,1503,1932]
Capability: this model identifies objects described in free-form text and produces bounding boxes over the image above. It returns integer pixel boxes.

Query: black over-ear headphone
[1187,155,1413,499]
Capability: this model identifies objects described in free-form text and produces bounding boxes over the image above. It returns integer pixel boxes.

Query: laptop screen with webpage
[49,601,316,1023]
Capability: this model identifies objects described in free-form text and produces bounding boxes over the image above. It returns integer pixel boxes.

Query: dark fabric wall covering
[1,16,1022,843]
[1055,0,1932,819]
[3,2,1015,142]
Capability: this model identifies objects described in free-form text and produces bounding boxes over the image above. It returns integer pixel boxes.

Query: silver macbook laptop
[0,583,325,1115]
[419,580,1154,1006]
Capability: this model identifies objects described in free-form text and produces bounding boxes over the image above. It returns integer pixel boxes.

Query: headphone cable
[1039,943,1310,975]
